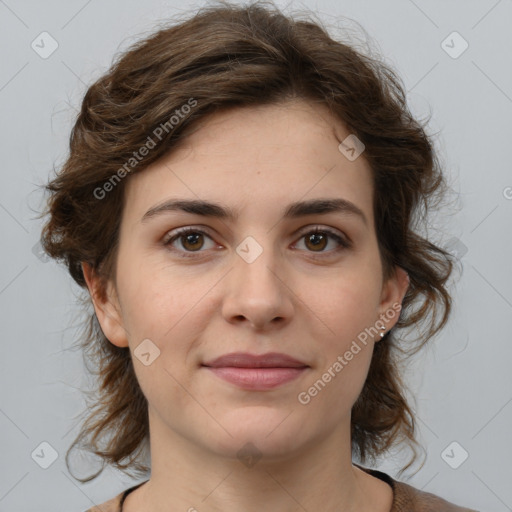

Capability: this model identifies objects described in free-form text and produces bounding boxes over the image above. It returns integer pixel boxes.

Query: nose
[221,241,294,332]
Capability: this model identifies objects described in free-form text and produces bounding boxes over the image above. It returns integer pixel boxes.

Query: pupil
[185,233,202,250]
[309,233,326,250]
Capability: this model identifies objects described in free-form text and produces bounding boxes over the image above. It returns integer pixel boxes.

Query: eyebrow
[141,197,368,226]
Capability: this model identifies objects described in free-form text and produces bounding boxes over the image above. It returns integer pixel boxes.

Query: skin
[83,99,409,512]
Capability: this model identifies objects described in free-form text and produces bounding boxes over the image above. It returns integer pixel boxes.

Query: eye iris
[174,230,336,253]
[305,232,327,251]
[182,232,203,251]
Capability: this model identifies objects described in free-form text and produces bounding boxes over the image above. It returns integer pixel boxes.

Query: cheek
[119,267,219,378]
[123,287,212,417]
[300,319,375,416]
[117,254,201,339]
[302,274,380,401]
[318,274,382,343]
[296,337,374,428]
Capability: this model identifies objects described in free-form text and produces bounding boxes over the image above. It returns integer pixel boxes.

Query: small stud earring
[379,325,386,338]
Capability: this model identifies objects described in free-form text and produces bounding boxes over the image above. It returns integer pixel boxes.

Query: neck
[127,409,381,512]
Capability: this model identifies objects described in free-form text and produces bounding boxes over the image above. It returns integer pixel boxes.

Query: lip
[203,352,308,368]
[202,352,309,390]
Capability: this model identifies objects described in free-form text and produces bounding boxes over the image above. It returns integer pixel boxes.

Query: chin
[204,406,311,462]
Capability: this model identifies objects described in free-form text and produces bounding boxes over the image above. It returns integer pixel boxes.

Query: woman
[40,1,478,511]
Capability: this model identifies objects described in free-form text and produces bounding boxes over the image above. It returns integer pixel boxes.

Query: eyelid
[161,225,215,244]
[162,224,352,257]
[294,225,351,244]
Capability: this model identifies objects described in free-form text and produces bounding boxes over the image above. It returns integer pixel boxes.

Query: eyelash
[162,226,352,259]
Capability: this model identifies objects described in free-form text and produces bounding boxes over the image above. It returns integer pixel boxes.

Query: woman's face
[85,99,408,461]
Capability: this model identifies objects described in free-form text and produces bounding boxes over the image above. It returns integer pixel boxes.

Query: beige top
[84,464,479,511]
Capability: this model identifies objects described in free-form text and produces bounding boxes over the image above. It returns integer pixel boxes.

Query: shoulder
[354,463,479,512]
[82,491,123,512]
[82,480,147,512]
[392,478,479,511]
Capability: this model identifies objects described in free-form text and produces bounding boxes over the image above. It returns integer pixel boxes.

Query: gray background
[1,0,511,511]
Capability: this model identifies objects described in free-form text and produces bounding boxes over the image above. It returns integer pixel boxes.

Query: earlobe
[81,262,129,348]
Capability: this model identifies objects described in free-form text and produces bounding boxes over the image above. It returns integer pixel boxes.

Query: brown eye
[163,226,351,259]
[180,232,204,251]
[295,227,351,256]
[304,232,328,252]
[164,228,216,257]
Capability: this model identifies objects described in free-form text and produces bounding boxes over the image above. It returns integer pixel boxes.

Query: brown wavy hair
[39,0,455,483]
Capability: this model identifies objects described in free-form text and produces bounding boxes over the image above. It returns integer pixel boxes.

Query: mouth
[201,352,310,390]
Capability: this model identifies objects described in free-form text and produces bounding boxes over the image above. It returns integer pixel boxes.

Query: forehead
[122,100,375,228]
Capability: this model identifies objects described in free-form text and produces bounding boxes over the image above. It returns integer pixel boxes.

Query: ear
[377,265,410,336]
[81,262,129,348]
